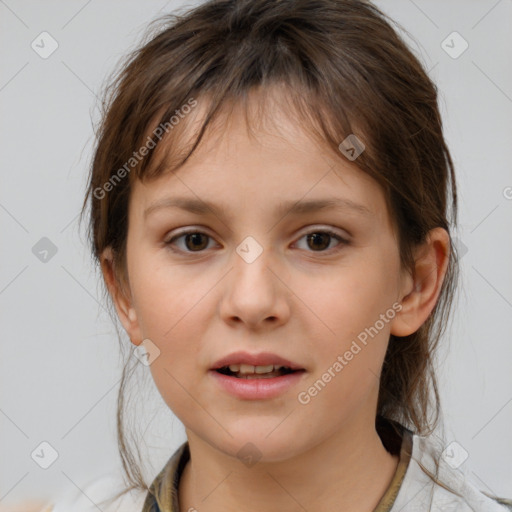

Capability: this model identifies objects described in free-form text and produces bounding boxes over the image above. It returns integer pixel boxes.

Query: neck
[178,417,400,512]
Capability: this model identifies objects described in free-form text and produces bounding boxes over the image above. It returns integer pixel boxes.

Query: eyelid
[164,225,213,240]
[164,227,218,247]
[297,224,351,241]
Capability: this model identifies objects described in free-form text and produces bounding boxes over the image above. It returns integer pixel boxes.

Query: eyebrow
[144,196,373,221]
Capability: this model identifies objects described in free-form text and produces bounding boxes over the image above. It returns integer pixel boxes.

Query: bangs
[132,79,368,187]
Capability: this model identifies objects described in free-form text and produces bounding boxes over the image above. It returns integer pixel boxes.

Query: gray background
[1,0,511,506]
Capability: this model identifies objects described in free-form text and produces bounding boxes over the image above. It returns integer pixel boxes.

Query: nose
[218,241,291,331]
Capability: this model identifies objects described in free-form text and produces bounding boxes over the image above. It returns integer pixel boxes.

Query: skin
[102,88,450,512]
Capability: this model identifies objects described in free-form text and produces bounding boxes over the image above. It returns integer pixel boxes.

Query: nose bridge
[219,234,289,327]
[232,234,276,299]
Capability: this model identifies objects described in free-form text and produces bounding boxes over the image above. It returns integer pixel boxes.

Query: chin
[212,429,309,465]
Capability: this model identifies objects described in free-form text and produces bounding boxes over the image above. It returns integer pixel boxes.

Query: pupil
[307,233,330,251]
[186,233,208,251]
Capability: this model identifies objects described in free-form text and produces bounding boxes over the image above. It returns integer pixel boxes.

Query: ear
[100,247,142,346]
[390,227,451,337]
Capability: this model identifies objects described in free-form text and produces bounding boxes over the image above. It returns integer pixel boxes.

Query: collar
[142,419,413,512]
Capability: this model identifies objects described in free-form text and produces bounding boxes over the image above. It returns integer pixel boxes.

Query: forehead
[137,84,334,179]
[129,88,390,227]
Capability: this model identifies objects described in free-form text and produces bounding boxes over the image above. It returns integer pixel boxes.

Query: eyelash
[164,228,349,255]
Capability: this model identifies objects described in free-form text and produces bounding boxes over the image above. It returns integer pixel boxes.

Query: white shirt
[42,427,512,512]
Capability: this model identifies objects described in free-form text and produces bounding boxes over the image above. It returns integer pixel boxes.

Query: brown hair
[81,0,459,499]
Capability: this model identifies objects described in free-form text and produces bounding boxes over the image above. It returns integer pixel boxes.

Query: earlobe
[390,228,450,337]
[128,308,137,323]
[100,247,142,345]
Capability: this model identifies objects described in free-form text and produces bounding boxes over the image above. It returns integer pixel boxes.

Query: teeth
[254,364,275,374]
[228,364,288,374]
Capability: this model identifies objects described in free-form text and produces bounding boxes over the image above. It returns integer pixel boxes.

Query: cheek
[299,252,400,340]
[130,262,211,413]
[129,248,207,337]
[293,271,395,426]
[128,250,233,355]
[292,246,401,395]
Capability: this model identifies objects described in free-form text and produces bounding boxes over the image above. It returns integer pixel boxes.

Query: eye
[294,229,348,253]
[164,227,349,255]
[165,230,217,253]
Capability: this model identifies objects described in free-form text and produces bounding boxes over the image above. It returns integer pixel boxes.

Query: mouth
[215,364,304,379]
[210,365,306,400]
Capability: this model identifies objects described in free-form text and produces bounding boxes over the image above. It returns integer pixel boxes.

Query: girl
[44,0,512,510]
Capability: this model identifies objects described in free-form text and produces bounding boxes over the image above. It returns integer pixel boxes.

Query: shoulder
[42,473,148,512]
[391,430,512,511]
[485,497,512,511]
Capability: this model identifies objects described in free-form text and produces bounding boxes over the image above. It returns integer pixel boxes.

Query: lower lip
[209,370,306,400]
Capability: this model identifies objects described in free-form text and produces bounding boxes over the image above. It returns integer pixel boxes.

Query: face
[114,92,411,462]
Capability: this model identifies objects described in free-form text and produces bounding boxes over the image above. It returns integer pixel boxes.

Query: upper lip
[211,351,305,371]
